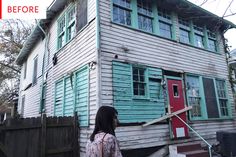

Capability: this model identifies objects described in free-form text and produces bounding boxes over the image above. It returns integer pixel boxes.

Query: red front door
[167,79,188,139]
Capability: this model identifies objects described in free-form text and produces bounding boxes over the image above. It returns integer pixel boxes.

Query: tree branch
[0,62,21,73]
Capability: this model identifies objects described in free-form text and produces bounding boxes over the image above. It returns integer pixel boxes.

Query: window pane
[137,0,152,16]
[194,34,204,48]
[219,99,228,116]
[113,6,131,26]
[113,0,131,8]
[186,76,202,118]
[138,15,153,32]
[208,39,216,52]
[159,22,171,39]
[179,29,190,44]
[133,67,146,96]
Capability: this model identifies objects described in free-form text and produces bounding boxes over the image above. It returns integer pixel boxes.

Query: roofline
[15,0,236,65]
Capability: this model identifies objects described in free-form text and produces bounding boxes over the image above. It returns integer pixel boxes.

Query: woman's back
[86,132,122,157]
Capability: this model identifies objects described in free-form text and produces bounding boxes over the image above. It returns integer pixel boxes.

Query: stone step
[179,150,209,157]
[177,143,202,153]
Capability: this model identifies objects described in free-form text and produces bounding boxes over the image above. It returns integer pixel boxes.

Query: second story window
[57,5,76,49]
[32,56,38,85]
[133,67,146,96]
[179,18,190,44]
[113,0,131,26]
[137,0,153,32]
[194,25,204,48]
[158,9,172,39]
[208,31,217,52]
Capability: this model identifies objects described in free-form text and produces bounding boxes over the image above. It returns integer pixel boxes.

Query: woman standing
[86,106,123,157]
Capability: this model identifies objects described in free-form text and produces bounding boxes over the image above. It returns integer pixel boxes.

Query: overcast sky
[188,0,236,51]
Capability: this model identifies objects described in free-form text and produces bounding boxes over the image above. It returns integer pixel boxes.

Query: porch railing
[172,113,212,157]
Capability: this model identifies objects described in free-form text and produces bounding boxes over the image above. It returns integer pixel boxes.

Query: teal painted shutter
[75,66,89,126]
[55,80,64,116]
[113,61,165,123]
[113,61,132,122]
[64,77,74,116]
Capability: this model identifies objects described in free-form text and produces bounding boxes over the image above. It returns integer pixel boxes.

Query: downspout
[36,20,48,114]
[96,0,101,109]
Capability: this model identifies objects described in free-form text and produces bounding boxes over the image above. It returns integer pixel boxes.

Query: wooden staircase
[169,142,209,157]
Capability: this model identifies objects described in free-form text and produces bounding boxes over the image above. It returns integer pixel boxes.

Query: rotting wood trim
[142,106,192,127]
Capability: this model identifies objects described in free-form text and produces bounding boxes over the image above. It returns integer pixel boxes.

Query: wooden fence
[0,114,79,157]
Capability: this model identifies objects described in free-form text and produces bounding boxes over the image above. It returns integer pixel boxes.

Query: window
[54,66,89,126]
[32,56,38,85]
[186,75,231,120]
[137,0,153,32]
[216,80,228,116]
[133,67,146,96]
[186,76,202,118]
[208,31,217,52]
[113,0,131,26]
[57,5,76,49]
[179,18,190,44]
[159,22,172,39]
[194,25,204,48]
[21,95,25,116]
[24,61,27,79]
[158,9,172,39]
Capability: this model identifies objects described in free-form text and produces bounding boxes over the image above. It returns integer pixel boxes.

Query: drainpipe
[95,0,101,109]
[36,20,48,114]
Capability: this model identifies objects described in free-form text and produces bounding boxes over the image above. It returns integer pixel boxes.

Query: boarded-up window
[203,77,219,118]
[77,0,87,31]
[54,66,89,126]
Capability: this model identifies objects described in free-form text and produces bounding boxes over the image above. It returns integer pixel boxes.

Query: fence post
[73,112,79,157]
[41,114,46,157]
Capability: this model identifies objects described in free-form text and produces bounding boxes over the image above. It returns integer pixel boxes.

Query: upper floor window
[57,5,76,49]
[208,31,217,52]
[179,18,190,44]
[158,9,172,39]
[133,67,146,96]
[137,0,153,32]
[32,56,38,85]
[194,25,204,48]
[113,0,131,26]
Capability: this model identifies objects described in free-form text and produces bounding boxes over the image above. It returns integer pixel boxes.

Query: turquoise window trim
[73,73,76,113]
[203,26,209,50]
[57,3,76,50]
[171,12,177,41]
[62,77,66,116]
[189,21,195,45]
[131,0,138,28]
[225,81,232,118]
[152,0,159,34]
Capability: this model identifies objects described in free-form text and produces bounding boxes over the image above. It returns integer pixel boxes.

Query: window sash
[179,28,190,44]
[138,15,153,32]
[194,34,204,48]
[208,39,216,52]
[159,21,172,39]
[137,0,152,16]
[113,5,132,26]
[32,56,38,85]
[133,67,146,96]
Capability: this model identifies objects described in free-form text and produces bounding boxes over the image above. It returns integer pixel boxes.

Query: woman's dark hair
[90,106,118,141]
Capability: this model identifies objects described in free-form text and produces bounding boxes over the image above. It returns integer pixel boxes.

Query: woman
[86,106,123,157]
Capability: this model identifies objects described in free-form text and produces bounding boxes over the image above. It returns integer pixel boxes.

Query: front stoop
[169,142,209,157]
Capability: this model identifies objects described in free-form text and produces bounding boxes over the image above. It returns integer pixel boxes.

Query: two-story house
[16,0,236,156]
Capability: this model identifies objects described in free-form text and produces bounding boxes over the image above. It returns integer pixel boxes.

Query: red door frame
[167,79,188,139]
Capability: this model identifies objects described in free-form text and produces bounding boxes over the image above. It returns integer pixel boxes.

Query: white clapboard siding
[97,0,236,150]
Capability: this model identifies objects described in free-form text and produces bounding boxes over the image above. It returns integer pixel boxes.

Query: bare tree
[0,19,33,107]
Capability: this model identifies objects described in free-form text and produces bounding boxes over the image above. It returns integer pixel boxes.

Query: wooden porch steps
[169,142,209,157]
